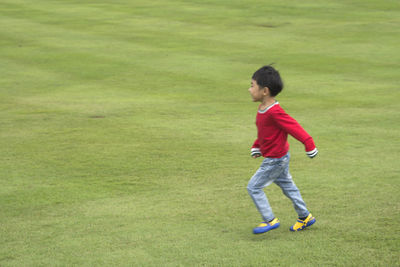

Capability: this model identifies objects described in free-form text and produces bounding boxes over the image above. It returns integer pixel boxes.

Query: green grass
[1,0,399,266]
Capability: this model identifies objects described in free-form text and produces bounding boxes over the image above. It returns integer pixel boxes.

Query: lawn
[0,0,399,266]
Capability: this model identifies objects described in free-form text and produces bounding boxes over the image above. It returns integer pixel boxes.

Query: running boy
[247,65,318,234]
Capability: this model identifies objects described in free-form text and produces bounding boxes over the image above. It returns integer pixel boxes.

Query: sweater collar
[258,101,279,114]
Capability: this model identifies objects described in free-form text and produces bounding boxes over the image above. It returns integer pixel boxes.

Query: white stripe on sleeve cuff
[306,148,318,158]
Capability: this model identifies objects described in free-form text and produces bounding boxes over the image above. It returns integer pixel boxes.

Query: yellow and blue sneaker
[290,213,316,232]
[253,218,280,234]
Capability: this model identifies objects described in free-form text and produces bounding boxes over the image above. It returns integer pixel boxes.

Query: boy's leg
[247,157,285,222]
[273,154,309,219]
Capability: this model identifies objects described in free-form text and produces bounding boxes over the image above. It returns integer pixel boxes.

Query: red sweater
[252,102,316,158]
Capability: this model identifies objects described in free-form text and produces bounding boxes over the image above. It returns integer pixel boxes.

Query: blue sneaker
[253,218,280,234]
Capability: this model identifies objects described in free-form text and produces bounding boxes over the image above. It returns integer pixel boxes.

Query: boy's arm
[251,139,262,158]
[272,110,318,158]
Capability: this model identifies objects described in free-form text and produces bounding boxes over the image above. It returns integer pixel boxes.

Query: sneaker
[253,218,280,234]
[290,213,316,232]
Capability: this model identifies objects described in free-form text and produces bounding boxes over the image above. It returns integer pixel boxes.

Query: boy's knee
[247,183,259,194]
[246,185,253,194]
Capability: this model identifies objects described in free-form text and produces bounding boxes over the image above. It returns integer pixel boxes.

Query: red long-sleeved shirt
[252,102,316,158]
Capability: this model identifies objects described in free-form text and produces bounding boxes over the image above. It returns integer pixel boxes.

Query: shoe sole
[253,223,280,234]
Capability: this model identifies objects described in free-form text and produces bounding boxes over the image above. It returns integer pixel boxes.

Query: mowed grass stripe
[2,0,398,92]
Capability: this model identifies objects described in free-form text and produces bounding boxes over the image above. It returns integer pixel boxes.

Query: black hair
[252,65,283,97]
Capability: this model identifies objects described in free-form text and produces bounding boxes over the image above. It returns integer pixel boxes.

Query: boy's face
[248,79,267,102]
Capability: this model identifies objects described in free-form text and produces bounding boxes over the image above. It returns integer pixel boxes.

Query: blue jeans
[247,153,309,222]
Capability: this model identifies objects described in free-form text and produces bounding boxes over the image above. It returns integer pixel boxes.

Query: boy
[247,65,318,234]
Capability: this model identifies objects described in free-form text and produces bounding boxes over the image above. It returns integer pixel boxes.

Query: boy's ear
[263,87,270,96]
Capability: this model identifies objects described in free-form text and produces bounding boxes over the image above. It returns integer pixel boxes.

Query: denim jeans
[247,153,309,222]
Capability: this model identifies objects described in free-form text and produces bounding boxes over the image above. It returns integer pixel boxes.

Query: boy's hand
[251,148,262,158]
[306,148,318,158]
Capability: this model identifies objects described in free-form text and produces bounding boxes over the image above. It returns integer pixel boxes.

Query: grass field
[1,0,399,266]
